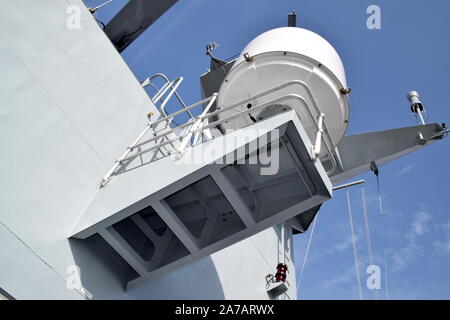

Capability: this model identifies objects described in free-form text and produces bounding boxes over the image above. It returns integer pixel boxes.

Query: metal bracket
[243,52,253,62]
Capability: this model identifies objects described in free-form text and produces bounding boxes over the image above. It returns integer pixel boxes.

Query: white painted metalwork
[142,73,192,118]
[2,0,448,301]
[218,79,340,173]
[332,179,365,191]
[219,27,350,148]
[120,94,218,161]
[176,94,218,156]
[233,27,348,87]
[407,91,426,125]
[311,113,325,160]
[101,77,342,187]
[100,120,155,187]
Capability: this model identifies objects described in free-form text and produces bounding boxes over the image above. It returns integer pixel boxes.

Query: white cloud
[434,239,450,255]
[441,220,450,232]
[433,220,450,255]
[321,265,354,289]
[333,235,359,252]
[407,210,432,242]
[392,209,432,271]
[397,164,415,176]
[391,242,420,271]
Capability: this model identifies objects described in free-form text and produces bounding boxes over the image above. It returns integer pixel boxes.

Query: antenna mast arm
[330,123,446,184]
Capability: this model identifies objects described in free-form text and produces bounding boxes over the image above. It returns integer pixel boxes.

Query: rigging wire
[296,213,318,299]
[346,187,363,300]
[361,184,378,300]
[88,0,113,13]
[296,180,383,300]
[369,162,391,298]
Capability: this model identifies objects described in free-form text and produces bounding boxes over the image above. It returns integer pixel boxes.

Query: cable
[361,184,378,300]
[346,187,363,300]
[90,0,113,12]
[296,213,318,299]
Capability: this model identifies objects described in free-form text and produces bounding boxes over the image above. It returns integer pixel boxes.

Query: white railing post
[311,112,325,161]
[176,93,217,157]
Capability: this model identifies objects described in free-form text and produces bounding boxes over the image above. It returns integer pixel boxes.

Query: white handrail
[100,80,339,187]
[176,93,218,156]
[100,121,153,187]
[119,93,337,175]
[142,73,193,118]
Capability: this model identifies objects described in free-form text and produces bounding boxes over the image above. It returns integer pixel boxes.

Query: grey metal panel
[331,123,445,184]
[71,111,332,288]
[0,287,15,300]
[0,0,301,300]
[0,0,159,299]
[199,60,321,233]
[210,170,256,228]
[104,0,178,52]
[200,59,236,99]
[152,200,200,253]
[71,111,298,238]
[0,222,80,299]
[123,224,296,299]
[99,228,148,276]
[291,205,320,234]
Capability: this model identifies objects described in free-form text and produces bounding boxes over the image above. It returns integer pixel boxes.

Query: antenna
[206,41,219,56]
[288,11,297,27]
[205,42,227,73]
[407,91,427,125]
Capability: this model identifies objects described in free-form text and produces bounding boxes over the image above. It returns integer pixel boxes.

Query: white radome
[217,27,350,148]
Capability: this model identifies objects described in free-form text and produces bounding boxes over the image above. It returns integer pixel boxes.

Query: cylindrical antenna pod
[407,91,426,125]
[407,91,422,108]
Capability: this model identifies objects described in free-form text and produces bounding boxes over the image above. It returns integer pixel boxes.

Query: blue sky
[84,0,450,299]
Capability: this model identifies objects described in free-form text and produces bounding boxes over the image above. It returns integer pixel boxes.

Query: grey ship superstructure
[0,1,447,300]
